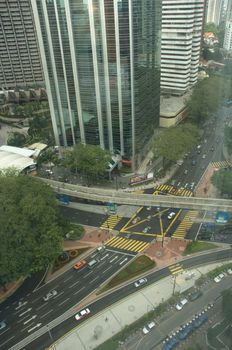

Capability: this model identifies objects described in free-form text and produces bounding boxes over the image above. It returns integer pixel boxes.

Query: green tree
[7,132,27,147]
[221,289,232,323]
[224,126,232,155]
[64,143,111,180]
[153,123,199,163]
[204,22,218,34]
[211,169,232,196]
[0,175,64,285]
[28,115,54,145]
[187,76,223,124]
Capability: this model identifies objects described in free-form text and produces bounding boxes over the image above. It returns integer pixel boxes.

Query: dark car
[162,336,179,350]
[192,314,208,328]
[189,290,202,302]
[177,324,194,340]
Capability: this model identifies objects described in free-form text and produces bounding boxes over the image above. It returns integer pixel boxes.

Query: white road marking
[102,266,112,274]
[31,296,43,303]
[109,256,118,263]
[83,271,92,279]
[27,323,42,333]
[68,280,80,289]
[35,303,47,311]
[73,287,85,295]
[89,276,99,284]
[58,298,70,307]
[0,336,14,348]
[63,276,72,283]
[24,315,37,325]
[19,308,32,317]
[53,291,64,299]
[40,309,53,319]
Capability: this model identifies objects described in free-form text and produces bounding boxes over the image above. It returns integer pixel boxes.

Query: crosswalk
[169,263,183,275]
[105,236,149,253]
[154,184,193,197]
[172,211,198,239]
[100,215,121,230]
[211,160,231,169]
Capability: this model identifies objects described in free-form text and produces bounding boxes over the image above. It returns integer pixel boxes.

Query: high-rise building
[31,0,161,167]
[206,0,222,25]
[224,20,232,50]
[161,0,205,96]
[0,0,44,90]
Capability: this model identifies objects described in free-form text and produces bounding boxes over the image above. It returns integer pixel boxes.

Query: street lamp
[157,208,165,248]
[172,274,177,295]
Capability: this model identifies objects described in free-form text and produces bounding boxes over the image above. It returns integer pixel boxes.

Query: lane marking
[0,336,14,348]
[58,298,70,307]
[73,287,85,295]
[40,309,53,319]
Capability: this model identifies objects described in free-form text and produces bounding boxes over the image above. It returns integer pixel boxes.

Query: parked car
[175,298,188,311]
[142,321,155,334]
[213,273,225,283]
[189,290,202,302]
[43,290,58,301]
[0,321,6,331]
[227,268,232,275]
[134,278,148,288]
[75,308,90,321]
[73,260,86,270]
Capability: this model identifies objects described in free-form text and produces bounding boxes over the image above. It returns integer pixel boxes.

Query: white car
[219,273,225,279]
[227,268,232,275]
[142,321,155,334]
[43,290,58,301]
[75,308,90,321]
[175,298,188,311]
[168,212,175,220]
[134,278,148,288]
[214,275,221,283]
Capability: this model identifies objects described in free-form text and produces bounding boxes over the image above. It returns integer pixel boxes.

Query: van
[87,259,98,269]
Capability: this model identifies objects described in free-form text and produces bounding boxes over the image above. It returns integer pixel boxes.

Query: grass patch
[100,255,155,292]
[183,241,218,255]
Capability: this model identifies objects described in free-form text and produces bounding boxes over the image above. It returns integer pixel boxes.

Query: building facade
[0,0,44,90]
[206,0,222,25]
[161,0,205,96]
[224,20,232,50]
[31,0,161,167]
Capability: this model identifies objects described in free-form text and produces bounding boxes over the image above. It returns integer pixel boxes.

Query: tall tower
[0,0,44,90]
[161,0,205,96]
[31,0,161,167]
[206,0,222,25]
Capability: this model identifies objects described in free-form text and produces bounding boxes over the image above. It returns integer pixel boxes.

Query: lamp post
[172,274,177,295]
[157,208,165,248]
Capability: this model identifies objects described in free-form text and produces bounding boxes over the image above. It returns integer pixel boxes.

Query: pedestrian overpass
[40,179,232,212]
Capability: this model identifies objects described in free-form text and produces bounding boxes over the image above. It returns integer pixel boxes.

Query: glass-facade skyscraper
[32,0,161,167]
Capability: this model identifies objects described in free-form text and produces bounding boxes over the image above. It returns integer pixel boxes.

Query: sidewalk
[48,260,232,350]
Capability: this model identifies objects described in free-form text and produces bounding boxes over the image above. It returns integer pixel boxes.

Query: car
[191,159,196,166]
[227,268,232,274]
[43,290,58,301]
[75,307,90,321]
[134,277,148,288]
[0,321,6,331]
[177,159,184,166]
[168,212,176,220]
[73,259,86,270]
[175,298,188,311]
[214,275,221,283]
[97,246,105,253]
[143,226,151,233]
[189,290,202,302]
[219,272,225,279]
[184,169,188,175]
[142,321,155,334]
[202,154,206,159]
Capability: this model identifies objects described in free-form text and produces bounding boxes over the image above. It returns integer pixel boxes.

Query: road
[0,250,133,350]
[5,248,232,350]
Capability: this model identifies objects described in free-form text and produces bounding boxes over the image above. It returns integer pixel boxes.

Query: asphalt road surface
[7,248,232,350]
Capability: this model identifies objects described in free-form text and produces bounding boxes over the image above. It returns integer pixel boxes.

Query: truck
[129,172,154,186]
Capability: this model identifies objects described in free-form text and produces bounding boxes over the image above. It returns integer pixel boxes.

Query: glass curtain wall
[32,0,161,167]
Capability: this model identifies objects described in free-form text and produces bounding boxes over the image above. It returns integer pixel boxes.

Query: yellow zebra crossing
[211,160,231,169]
[133,189,145,194]
[172,211,198,239]
[169,263,183,275]
[154,185,193,197]
[105,236,149,253]
[100,215,121,230]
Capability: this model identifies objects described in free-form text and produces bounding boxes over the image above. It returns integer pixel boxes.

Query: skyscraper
[206,0,222,25]
[31,0,161,167]
[161,0,205,95]
[0,0,44,90]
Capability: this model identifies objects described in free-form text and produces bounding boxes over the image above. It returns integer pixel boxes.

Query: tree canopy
[187,77,223,124]
[62,143,112,179]
[211,169,232,197]
[0,175,63,285]
[7,132,27,147]
[153,123,199,163]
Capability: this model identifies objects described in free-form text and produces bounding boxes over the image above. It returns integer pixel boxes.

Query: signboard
[215,211,229,224]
